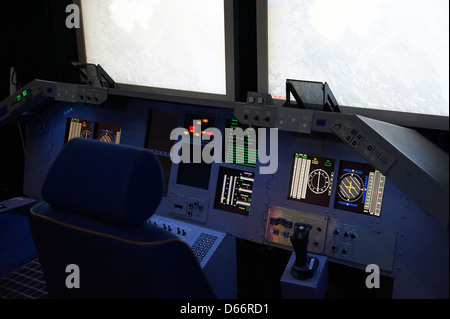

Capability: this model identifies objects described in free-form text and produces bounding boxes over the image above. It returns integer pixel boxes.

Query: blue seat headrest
[42,138,164,227]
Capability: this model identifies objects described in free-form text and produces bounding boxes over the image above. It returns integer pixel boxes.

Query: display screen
[176,144,212,190]
[334,160,386,217]
[64,118,93,142]
[214,166,255,215]
[288,153,335,207]
[223,119,258,168]
[146,109,179,153]
[267,0,449,116]
[94,122,122,144]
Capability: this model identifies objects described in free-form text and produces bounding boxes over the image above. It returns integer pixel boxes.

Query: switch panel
[234,103,277,128]
[169,192,209,223]
[330,119,396,174]
[55,83,108,105]
[265,205,328,255]
[0,80,53,127]
[276,107,314,134]
[325,219,397,272]
[186,197,208,223]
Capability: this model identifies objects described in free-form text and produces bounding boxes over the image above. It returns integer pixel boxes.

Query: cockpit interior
[0,0,448,303]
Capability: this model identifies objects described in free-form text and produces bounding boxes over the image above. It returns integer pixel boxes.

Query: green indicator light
[17,95,21,102]
[23,90,27,97]
[324,160,332,167]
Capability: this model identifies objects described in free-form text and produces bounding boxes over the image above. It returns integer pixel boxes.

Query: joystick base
[291,255,319,280]
[281,253,328,299]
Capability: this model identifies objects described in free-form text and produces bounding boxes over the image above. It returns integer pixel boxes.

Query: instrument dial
[81,130,91,138]
[338,173,363,202]
[308,169,331,194]
[98,132,113,143]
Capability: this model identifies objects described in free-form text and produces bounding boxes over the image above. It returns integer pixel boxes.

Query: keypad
[191,233,218,263]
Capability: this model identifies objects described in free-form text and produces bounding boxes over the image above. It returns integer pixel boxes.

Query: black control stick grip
[290,223,311,267]
[290,223,319,280]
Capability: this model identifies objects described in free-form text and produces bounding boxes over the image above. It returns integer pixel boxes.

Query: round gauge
[338,173,363,202]
[98,133,113,143]
[81,130,91,138]
[308,169,331,194]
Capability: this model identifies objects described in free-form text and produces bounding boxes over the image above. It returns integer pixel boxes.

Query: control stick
[290,223,319,280]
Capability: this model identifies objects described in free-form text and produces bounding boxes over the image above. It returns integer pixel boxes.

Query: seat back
[29,138,215,298]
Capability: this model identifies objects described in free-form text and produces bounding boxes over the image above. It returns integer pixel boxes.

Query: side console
[148,215,237,298]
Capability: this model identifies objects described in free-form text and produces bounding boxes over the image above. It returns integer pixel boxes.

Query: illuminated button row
[9,89,33,109]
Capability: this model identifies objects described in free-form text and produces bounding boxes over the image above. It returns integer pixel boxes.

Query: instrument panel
[127,105,398,274]
[20,92,449,298]
[24,101,401,270]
